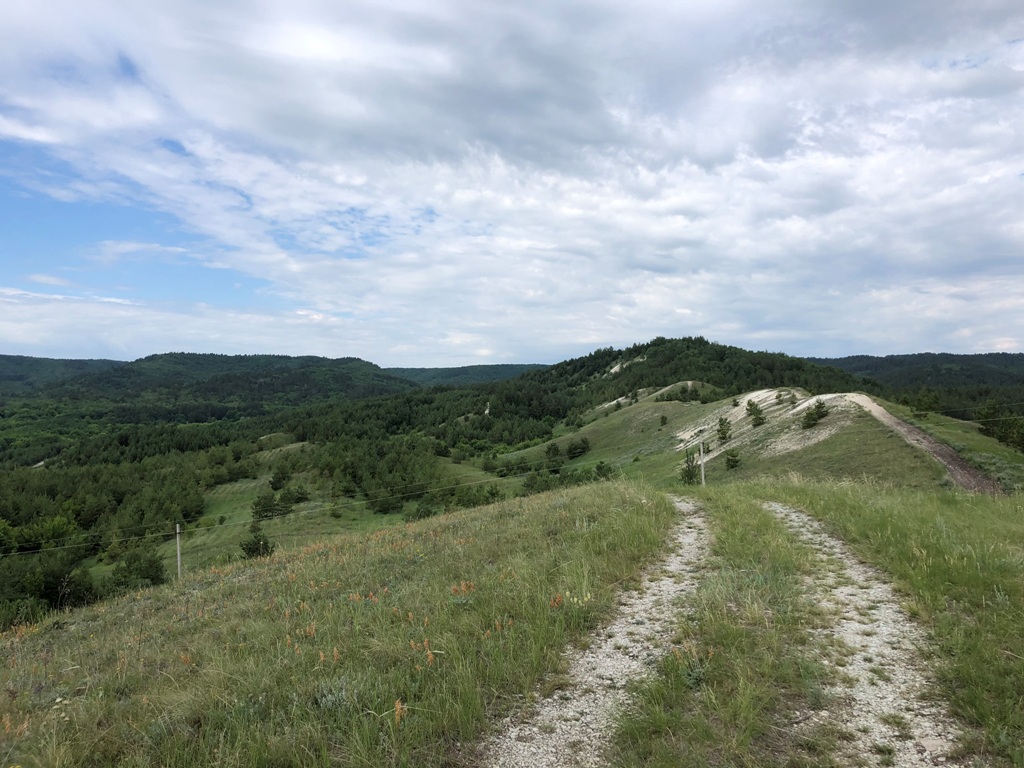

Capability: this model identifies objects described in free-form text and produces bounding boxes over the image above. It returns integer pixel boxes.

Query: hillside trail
[846,394,1003,494]
[766,501,977,767]
[477,498,709,768]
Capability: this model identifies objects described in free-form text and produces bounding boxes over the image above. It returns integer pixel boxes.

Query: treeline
[813,352,1024,419]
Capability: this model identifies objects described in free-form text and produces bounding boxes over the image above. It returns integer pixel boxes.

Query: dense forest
[812,352,1024,452]
[0,336,886,626]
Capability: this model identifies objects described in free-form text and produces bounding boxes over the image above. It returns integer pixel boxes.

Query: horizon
[4,338,1021,369]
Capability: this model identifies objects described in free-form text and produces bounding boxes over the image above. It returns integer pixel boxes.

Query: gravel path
[478,498,709,768]
[766,502,975,767]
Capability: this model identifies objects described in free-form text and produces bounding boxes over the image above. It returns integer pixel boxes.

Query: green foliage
[566,436,591,459]
[745,399,766,427]
[104,545,167,596]
[239,522,275,559]
[800,399,830,429]
[680,451,700,485]
[716,416,731,444]
[724,448,740,470]
[252,490,288,521]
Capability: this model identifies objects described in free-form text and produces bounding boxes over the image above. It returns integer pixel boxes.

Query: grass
[886,402,1024,492]
[748,477,1024,766]
[0,480,675,767]
[611,487,837,767]
[707,410,949,489]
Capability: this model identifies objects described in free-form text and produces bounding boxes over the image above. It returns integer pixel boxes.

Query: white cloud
[0,1,1022,363]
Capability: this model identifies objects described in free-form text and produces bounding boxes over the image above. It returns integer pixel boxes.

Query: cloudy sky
[1,1,1022,365]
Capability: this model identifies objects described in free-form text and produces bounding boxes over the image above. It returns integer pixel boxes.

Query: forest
[0,336,900,627]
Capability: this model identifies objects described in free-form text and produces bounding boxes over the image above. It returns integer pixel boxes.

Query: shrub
[239,523,275,559]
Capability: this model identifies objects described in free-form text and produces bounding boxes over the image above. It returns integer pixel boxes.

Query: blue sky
[1,1,1022,365]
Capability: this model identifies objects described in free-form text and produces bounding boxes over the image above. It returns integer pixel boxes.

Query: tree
[746,399,766,427]
[105,545,166,595]
[269,466,291,491]
[801,399,831,429]
[240,522,275,559]
[724,448,741,470]
[566,437,591,459]
[716,416,732,444]
[680,450,700,485]
[544,442,564,473]
[252,491,285,521]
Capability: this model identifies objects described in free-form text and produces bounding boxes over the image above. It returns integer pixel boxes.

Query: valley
[1,337,1023,766]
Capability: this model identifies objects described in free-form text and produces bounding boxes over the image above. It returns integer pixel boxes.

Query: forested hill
[536,337,876,406]
[0,354,123,395]
[41,352,418,407]
[0,353,419,467]
[809,352,1024,389]
[808,352,1024,418]
[386,364,548,386]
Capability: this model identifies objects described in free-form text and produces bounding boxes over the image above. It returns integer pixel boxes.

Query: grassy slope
[1,482,675,767]
[885,402,1024,491]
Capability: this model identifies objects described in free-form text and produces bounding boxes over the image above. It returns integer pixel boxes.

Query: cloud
[27,273,72,286]
[0,1,1022,363]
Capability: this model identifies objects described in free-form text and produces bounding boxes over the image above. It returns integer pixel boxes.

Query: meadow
[1,481,675,767]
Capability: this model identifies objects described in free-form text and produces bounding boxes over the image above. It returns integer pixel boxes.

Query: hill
[809,352,1024,416]
[0,354,123,395]
[386,363,547,386]
[809,351,1024,389]
[3,340,1024,765]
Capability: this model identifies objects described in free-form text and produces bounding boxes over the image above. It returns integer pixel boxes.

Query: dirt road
[845,394,1003,494]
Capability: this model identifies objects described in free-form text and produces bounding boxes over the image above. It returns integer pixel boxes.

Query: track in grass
[479,497,709,768]
[766,502,975,767]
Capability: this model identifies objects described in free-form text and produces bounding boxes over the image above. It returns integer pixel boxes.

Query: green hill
[0,354,123,395]
[3,339,1024,765]
[386,363,547,386]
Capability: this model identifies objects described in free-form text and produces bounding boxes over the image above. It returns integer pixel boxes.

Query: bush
[105,546,167,596]
[801,399,831,429]
[680,451,700,485]
[239,523,275,559]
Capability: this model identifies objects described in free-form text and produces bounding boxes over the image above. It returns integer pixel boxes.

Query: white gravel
[478,497,709,768]
[765,502,977,767]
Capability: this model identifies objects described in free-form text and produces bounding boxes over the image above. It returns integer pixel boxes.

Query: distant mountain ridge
[386,364,548,386]
[808,352,1024,389]
[0,354,124,395]
[808,352,1024,418]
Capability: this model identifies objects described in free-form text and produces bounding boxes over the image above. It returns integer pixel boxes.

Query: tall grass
[613,488,836,767]
[752,477,1024,766]
[1,481,674,767]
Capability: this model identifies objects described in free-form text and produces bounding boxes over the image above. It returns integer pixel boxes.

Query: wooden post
[176,523,182,579]
[699,442,706,486]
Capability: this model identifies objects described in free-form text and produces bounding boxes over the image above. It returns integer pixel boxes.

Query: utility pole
[176,523,182,579]
[699,442,706,486]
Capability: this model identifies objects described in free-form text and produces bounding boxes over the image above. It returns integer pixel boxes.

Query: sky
[1,1,1022,366]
